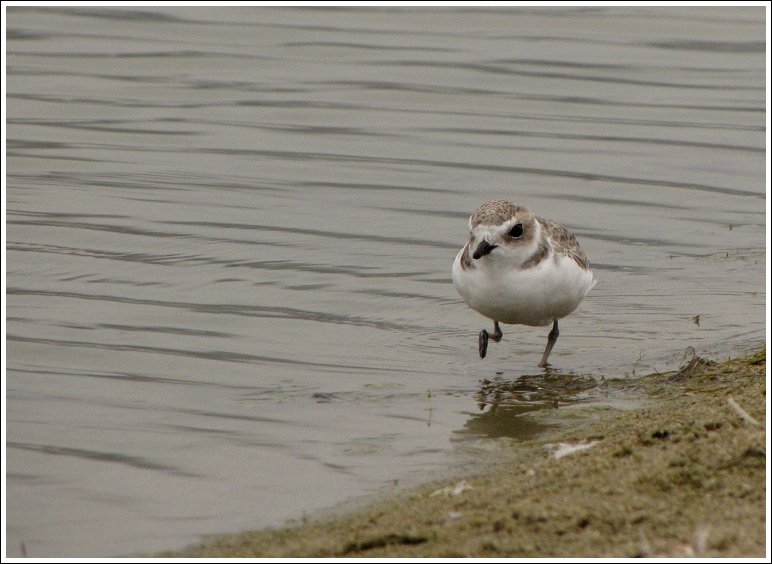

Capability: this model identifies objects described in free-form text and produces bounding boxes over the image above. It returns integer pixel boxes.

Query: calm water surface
[5,7,766,557]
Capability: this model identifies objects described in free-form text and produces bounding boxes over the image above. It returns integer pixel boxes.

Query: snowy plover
[452,200,595,367]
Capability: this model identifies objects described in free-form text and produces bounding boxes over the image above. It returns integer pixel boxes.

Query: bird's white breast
[452,247,595,327]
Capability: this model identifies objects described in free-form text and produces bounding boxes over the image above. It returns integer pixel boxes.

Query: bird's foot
[478,330,489,359]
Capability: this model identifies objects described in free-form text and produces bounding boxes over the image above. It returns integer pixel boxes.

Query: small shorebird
[452,200,595,367]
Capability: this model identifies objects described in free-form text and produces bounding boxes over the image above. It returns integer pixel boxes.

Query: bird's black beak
[472,240,497,259]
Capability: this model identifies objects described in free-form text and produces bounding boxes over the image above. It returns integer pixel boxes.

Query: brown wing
[538,216,590,270]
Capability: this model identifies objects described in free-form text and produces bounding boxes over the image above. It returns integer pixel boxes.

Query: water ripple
[7,442,201,478]
[7,334,406,374]
[6,288,427,332]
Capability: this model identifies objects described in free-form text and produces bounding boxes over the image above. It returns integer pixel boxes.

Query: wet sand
[169,347,766,558]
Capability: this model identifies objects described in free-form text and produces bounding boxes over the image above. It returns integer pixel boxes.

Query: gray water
[5,7,766,557]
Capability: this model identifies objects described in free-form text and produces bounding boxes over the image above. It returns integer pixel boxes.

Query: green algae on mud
[170,348,767,558]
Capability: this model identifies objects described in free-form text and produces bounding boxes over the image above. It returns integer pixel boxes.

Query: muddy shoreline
[168,348,766,558]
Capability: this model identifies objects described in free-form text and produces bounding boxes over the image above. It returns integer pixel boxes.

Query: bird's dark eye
[509,223,524,238]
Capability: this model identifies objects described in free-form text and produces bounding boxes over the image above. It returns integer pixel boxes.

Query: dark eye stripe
[509,223,524,238]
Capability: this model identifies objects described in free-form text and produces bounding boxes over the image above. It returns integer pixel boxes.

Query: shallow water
[5,6,766,557]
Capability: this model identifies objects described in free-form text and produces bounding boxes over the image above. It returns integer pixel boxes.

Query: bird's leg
[538,319,559,368]
[479,321,503,359]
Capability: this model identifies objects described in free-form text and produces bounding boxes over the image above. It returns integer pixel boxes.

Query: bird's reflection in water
[456,370,604,441]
